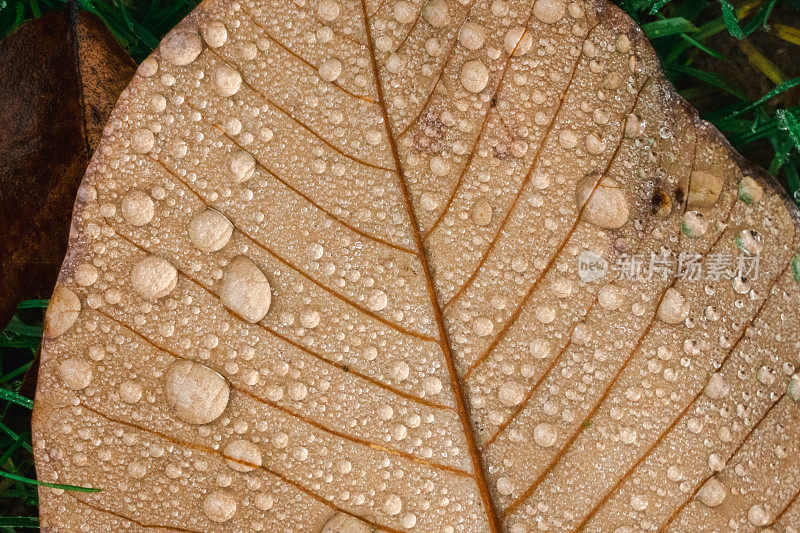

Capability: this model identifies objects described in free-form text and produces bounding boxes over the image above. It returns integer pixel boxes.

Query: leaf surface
[0,8,136,329]
[32,0,800,531]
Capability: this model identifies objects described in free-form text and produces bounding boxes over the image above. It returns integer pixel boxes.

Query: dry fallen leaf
[0,9,136,330]
[32,0,800,531]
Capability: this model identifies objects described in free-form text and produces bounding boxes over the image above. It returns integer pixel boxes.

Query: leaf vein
[74,405,405,533]
[149,157,437,342]
[573,259,790,530]
[91,304,466,476]
[206,48,392,172]
[442,22,601,310]
[462,75,651,382]
[239,7,375,104]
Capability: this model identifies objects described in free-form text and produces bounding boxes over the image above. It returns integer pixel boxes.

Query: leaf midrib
[358,1,502,530]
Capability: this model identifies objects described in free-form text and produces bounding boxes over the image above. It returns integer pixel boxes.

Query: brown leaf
[32,1,800,531]
[0,8,136,329]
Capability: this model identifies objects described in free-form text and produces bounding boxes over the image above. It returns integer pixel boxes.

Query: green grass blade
[716,77,800,122]
[718,0,745,39]
[667,64,747,100]
[777,109,800,149]
[27,0,42,18]
[2,316,43,338]
[675,32,726,62]
[741,0,778,36]
[0,470,101,493]
[0,421,32,453]
[0,362,34,384]
[769,139,794,175]
[643,17,699,38]
[0,516,39,528]
[648,0,671,14]
[16,299,49,310]
[0,388,33,410]
[0,437,31,466]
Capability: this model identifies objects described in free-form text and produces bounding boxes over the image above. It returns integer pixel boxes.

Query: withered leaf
[0,9,136,329]
[32,0,800,531]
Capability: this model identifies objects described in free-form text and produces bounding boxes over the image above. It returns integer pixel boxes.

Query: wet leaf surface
[32,1,800,531]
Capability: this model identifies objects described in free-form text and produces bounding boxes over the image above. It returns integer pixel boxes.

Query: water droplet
[319,58,342,82]
[131,128,155,153]
[413,192,438,216]
[584,134,606,155]
[738,176,764,205]
[747,504,770,526]
[598,284,625,311]
[459,21,486,50]
[127,461,148,479]
[423,376,442,395]
[213,65,242,97]
[228,150,255,183]
[657,288,690,324]
[189,209,233,252]
[307,242,324,261]
[317,0,340,21]
[616,34,632,53]
[119,380,143,403]
[74,263,99,287]
[122,190,155,226]
[471,198,493,226]
[200,21,227,48]
[497,476,515,495]
[533,0,565,24]
[422,0,449,27]
[473,316,494,337]
[383,494,403,516]
[391,361,410,381]
[131,255,178,300]
[704,373,729,400]
[367,289,388,311]
[164,360,230,425]
[203,490,237,523]
[460,60,489,93]
[697,477,727,507]
[736,229,763,255]
[255,493,274,511]
[219,256,271,323]
[681,211,708,238]
[321,512,371,533]
[757,365,776,385]
[787,373,800,401]
[504,26,532,56]
[529,338,551,359]
[575,175,629,229]
[683,170,723,207]
[288,381,308,401]
[300,309,321,329]
[429,156,449,176]
[138,57,158,77]
[223,439,262,472]
[392,1,416,24]
[58,357,92,390]
[533,423,558,447]
[160,29,202,66]
[499,381,525,407]
[666,465,684,482]
[558,129,578,149]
